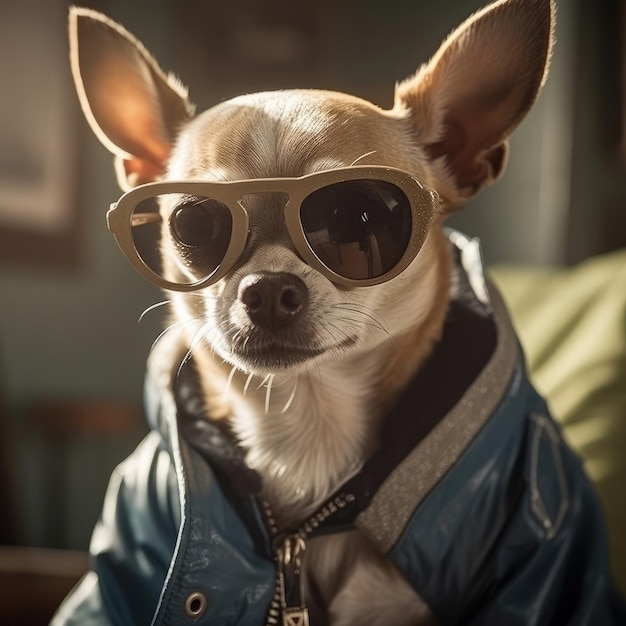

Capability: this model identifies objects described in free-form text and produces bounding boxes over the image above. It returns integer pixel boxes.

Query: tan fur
[69,1,555,623]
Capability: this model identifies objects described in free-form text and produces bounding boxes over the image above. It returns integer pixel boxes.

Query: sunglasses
[106,166,441,291]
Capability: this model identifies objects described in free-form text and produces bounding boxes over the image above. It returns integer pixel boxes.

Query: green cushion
[491,250,626,594]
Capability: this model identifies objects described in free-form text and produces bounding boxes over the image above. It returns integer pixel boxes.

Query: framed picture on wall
[0,0,80,269]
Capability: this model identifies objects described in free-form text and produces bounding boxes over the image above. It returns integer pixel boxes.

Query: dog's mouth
[228,335,358,371]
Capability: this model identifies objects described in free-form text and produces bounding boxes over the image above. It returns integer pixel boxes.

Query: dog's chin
[234,346,325,374]
[220,337,358,375]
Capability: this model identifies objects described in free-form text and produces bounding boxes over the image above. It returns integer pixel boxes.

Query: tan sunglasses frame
[106,166,441,291]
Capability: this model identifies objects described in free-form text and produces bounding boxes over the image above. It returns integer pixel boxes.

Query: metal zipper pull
[277,535,309,626]
[261,493,355,626]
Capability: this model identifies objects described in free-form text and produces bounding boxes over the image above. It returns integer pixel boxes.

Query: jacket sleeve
[389,395,626,626]
[460,412,626,626]
[51,431,180,626]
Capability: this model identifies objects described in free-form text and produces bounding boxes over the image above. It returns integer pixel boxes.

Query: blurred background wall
[0,0,624,553]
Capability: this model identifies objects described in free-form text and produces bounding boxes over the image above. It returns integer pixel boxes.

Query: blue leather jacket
[53,235,626,625]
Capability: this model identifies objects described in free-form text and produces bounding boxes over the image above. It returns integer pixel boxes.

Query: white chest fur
[225,355,380,526]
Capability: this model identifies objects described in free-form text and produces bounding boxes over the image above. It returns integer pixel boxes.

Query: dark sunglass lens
[300,180,412,280]
[171,199,231,247]
[169,197,232,280]
[129,194,233,285]
[130,195,164,280]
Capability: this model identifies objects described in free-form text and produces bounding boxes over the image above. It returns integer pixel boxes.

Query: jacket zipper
[261,493,356,626]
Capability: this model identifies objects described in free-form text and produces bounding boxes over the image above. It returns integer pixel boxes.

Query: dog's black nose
[239,272,309,331]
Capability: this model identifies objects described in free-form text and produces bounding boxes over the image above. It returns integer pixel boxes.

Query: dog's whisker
[175,320,213,382]
[257,373,272,390]
[181,291,217,301]
[281,376,298,414]
[149,317,202,356]
[242,334,251,351]
[315,363,323,382]
[331,303,389,329]
[328,314,385,333]
[176,349,193,382]
[268,375,295,389]
[305,361,323,384]
[325,321,354,345]
[191,321,212,352]
[327,313,399,349]
[150,325,176,355]
[264,374,274,415]
[224,364,238,402]
[350,150,377,166]
[243,372,255,396]
[329,304,399,348]
[138,300,171,323]
[319,327,344,350]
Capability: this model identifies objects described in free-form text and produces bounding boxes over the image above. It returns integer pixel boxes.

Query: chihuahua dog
[57,0,625,625]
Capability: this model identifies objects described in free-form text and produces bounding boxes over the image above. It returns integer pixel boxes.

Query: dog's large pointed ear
[395,0,555,206]
[69,7,194,190]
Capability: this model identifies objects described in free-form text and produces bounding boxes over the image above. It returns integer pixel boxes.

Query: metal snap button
[184,591,207,619]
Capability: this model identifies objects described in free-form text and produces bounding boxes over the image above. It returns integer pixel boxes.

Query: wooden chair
[0,363,143,624]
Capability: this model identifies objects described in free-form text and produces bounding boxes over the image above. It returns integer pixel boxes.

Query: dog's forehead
[168,90,413,180]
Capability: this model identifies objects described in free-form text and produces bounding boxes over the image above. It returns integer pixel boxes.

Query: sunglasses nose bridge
[237,191,289,228]
[236,190,294,243]
[237,190,290,211]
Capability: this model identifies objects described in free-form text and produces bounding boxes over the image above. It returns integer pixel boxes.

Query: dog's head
[69,0,554,379]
